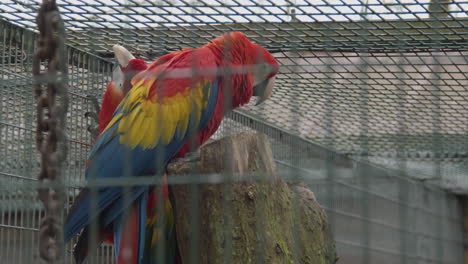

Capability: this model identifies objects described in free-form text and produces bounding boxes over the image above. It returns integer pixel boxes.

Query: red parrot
[65,32,279,264]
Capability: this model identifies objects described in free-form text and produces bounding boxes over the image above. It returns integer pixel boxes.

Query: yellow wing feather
[109,79,212,149]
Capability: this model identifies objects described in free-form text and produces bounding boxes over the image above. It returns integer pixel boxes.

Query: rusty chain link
[32,0,69,262]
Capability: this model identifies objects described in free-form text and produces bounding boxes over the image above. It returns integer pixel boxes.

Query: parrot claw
[87,124,99,139]
[85,111,99,138]
[172,150,201,164]
[84,111,99,123]
[86,94,101,113]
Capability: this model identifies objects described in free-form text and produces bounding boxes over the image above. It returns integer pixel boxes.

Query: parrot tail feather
[115,191,148,264]
[142,185,178,264]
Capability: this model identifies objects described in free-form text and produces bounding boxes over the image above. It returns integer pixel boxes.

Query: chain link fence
[1,1,467,263]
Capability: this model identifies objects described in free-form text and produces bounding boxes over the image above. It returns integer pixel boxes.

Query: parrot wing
[65,48,219,244]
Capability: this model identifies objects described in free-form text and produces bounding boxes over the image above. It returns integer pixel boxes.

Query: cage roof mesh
[1,0,467,166]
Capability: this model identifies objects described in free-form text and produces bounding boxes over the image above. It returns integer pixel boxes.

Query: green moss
[170,133,336,264]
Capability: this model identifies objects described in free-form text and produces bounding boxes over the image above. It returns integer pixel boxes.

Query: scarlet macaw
[74,45,177,264]
[65,31,279,264]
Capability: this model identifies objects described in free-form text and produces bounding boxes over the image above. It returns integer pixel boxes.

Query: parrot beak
[253,75,275,106]
[112,44,135,68]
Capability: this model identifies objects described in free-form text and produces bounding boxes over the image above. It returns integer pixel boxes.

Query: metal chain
[32,0,68,262]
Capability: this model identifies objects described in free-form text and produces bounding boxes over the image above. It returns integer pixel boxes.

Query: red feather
[173,31,280,155]
[117,206,138,264]
[98,59,148,134]
[98,81,124,134]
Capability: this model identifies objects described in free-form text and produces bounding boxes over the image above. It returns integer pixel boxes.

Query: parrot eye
[256,63,267,75]
[257,63,273,77]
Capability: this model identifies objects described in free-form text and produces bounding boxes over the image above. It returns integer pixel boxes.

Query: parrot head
[112,44,148,95]
[209,31,279,107]
[250,43,279,106]
[98,45,148,134]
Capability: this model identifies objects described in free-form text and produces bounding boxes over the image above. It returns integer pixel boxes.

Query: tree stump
[167,132,336,264]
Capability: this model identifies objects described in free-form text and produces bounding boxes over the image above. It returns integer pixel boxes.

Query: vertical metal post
[396,49,409,264]
[32,0,68,262]
[357,44,371,264]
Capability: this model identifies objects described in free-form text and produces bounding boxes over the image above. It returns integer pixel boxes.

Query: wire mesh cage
[0,0,467,263]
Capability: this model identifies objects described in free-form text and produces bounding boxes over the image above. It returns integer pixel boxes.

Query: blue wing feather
[137,192,148,263]
[111,192,148,262]
[113,216,122,257]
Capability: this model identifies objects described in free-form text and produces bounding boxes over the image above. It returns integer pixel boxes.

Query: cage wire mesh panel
[0,0,467,263]
[0,19,115,262]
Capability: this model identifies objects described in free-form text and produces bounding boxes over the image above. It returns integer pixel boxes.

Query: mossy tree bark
[167,132,336,264]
